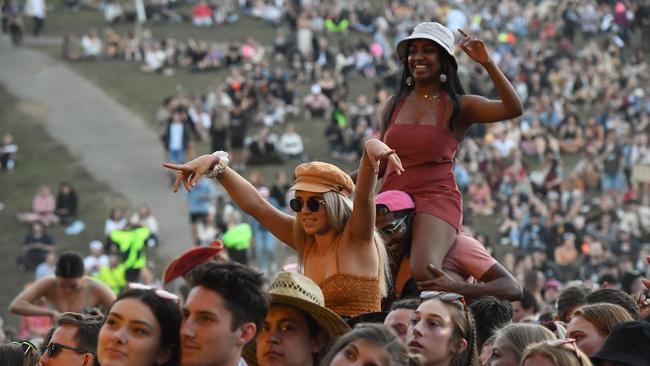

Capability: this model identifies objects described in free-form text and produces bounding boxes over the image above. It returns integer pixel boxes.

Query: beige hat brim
[291,181,334,194]
[243,294,350,366]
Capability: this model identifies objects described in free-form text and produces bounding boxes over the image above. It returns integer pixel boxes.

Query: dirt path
[0,37,192,262]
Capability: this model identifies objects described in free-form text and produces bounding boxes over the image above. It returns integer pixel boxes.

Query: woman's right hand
[163,154,216,193]
[363,139,404,175]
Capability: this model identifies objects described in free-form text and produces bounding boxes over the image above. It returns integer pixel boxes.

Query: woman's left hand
[363,139,404,175]
[458,29,492,66]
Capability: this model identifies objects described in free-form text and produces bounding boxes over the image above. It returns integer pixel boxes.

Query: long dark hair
[100,289,182,366]
[382,41,465,136]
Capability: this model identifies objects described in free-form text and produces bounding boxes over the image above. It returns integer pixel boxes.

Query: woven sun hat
[292,161,355,197]
[396,22,457,68]
[243,272,350,365]
[267,272,350,339]
[162,241,224,284]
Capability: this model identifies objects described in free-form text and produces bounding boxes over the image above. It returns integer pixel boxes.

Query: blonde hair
[571,303,634,336]
[521,341,593,366]
[294,191,391,297]
[495,323,556,362]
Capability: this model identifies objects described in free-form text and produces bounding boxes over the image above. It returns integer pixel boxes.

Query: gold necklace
[423,93,440,100]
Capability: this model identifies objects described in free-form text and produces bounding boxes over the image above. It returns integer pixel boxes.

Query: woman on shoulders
[165,138,403,318]
[366,22,522,286]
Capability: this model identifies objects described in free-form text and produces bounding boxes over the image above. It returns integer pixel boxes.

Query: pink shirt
[33,193,55,214]
[443,233,497,281]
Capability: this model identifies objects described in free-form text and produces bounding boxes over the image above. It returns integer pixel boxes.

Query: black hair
[189,261,268,334]
[620,272,643,294]
[56,312,103,354]
[55,251,85,279]
[0,342,39,366]
[469,296,513,350]
[556,285,592,323]
[599,273,619,287]
[520,289,540,313]
[381,40,465,137]
[585,288,641,320]
[100,289,182,366]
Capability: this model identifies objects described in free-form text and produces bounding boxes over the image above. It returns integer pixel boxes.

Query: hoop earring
[439,73,447,83]
[406,76,413,86]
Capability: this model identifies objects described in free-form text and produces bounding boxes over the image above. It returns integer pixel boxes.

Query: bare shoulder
[29,276,57,297]
[459,94,488,109]
[85,276,106,289]
[35,276,57,289]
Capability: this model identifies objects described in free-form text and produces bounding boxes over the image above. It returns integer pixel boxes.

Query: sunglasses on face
[46,342,89,358]
[128,282,180,302]
[380,214,410,236]
[289,197,326,213]
[543,338,584,366]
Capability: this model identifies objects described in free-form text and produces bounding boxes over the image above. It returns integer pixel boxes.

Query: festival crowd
[2,0,650,365]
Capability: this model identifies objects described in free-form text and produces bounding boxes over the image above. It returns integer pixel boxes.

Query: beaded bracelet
[205,151,229,178]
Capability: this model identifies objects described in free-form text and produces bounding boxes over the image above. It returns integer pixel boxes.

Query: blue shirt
[185,179,216,214]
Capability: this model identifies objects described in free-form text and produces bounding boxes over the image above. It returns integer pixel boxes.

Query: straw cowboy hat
[243,272,350,365]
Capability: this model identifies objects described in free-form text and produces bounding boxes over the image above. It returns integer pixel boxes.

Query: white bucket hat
[396,22,457,68]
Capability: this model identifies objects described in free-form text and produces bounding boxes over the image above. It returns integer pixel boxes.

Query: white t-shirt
[169,122,184,150]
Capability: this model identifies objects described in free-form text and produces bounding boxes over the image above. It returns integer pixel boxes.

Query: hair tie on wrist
[205,151,229,178]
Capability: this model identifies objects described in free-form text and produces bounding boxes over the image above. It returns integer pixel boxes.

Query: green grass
[0,83,129,329]
[32,8,378,179]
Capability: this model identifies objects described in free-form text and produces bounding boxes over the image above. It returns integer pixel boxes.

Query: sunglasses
[379,214,410,236]
[128,282,180,302]
[46,342,89,358]
[289,197,326,213]
[11,341,36,357]
[420,291,471,327]
[544,338,584,366]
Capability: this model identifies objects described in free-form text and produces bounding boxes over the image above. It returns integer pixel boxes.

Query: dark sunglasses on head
[289,197,326,213]
[46,342,90,358]
[11,341,36,356]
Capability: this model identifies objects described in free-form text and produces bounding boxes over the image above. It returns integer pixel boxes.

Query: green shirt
[223,223,252,250]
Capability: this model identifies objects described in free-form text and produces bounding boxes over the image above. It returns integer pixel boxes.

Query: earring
[439,73,447,83]
[406,76,413,86]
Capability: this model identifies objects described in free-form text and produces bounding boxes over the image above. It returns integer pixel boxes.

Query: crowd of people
[148,0,650,306]
[1,249,649,366]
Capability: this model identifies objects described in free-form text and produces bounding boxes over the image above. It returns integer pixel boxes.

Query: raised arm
[163,154,296,248]
[9,277,58,318]
[456,29,523,126]
[346,139,403,244]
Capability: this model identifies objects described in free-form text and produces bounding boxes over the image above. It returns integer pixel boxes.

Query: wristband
[205,151,229,178]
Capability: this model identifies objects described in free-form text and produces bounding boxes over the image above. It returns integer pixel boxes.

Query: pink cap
[376,190,415,212]
[544,278,563,291]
